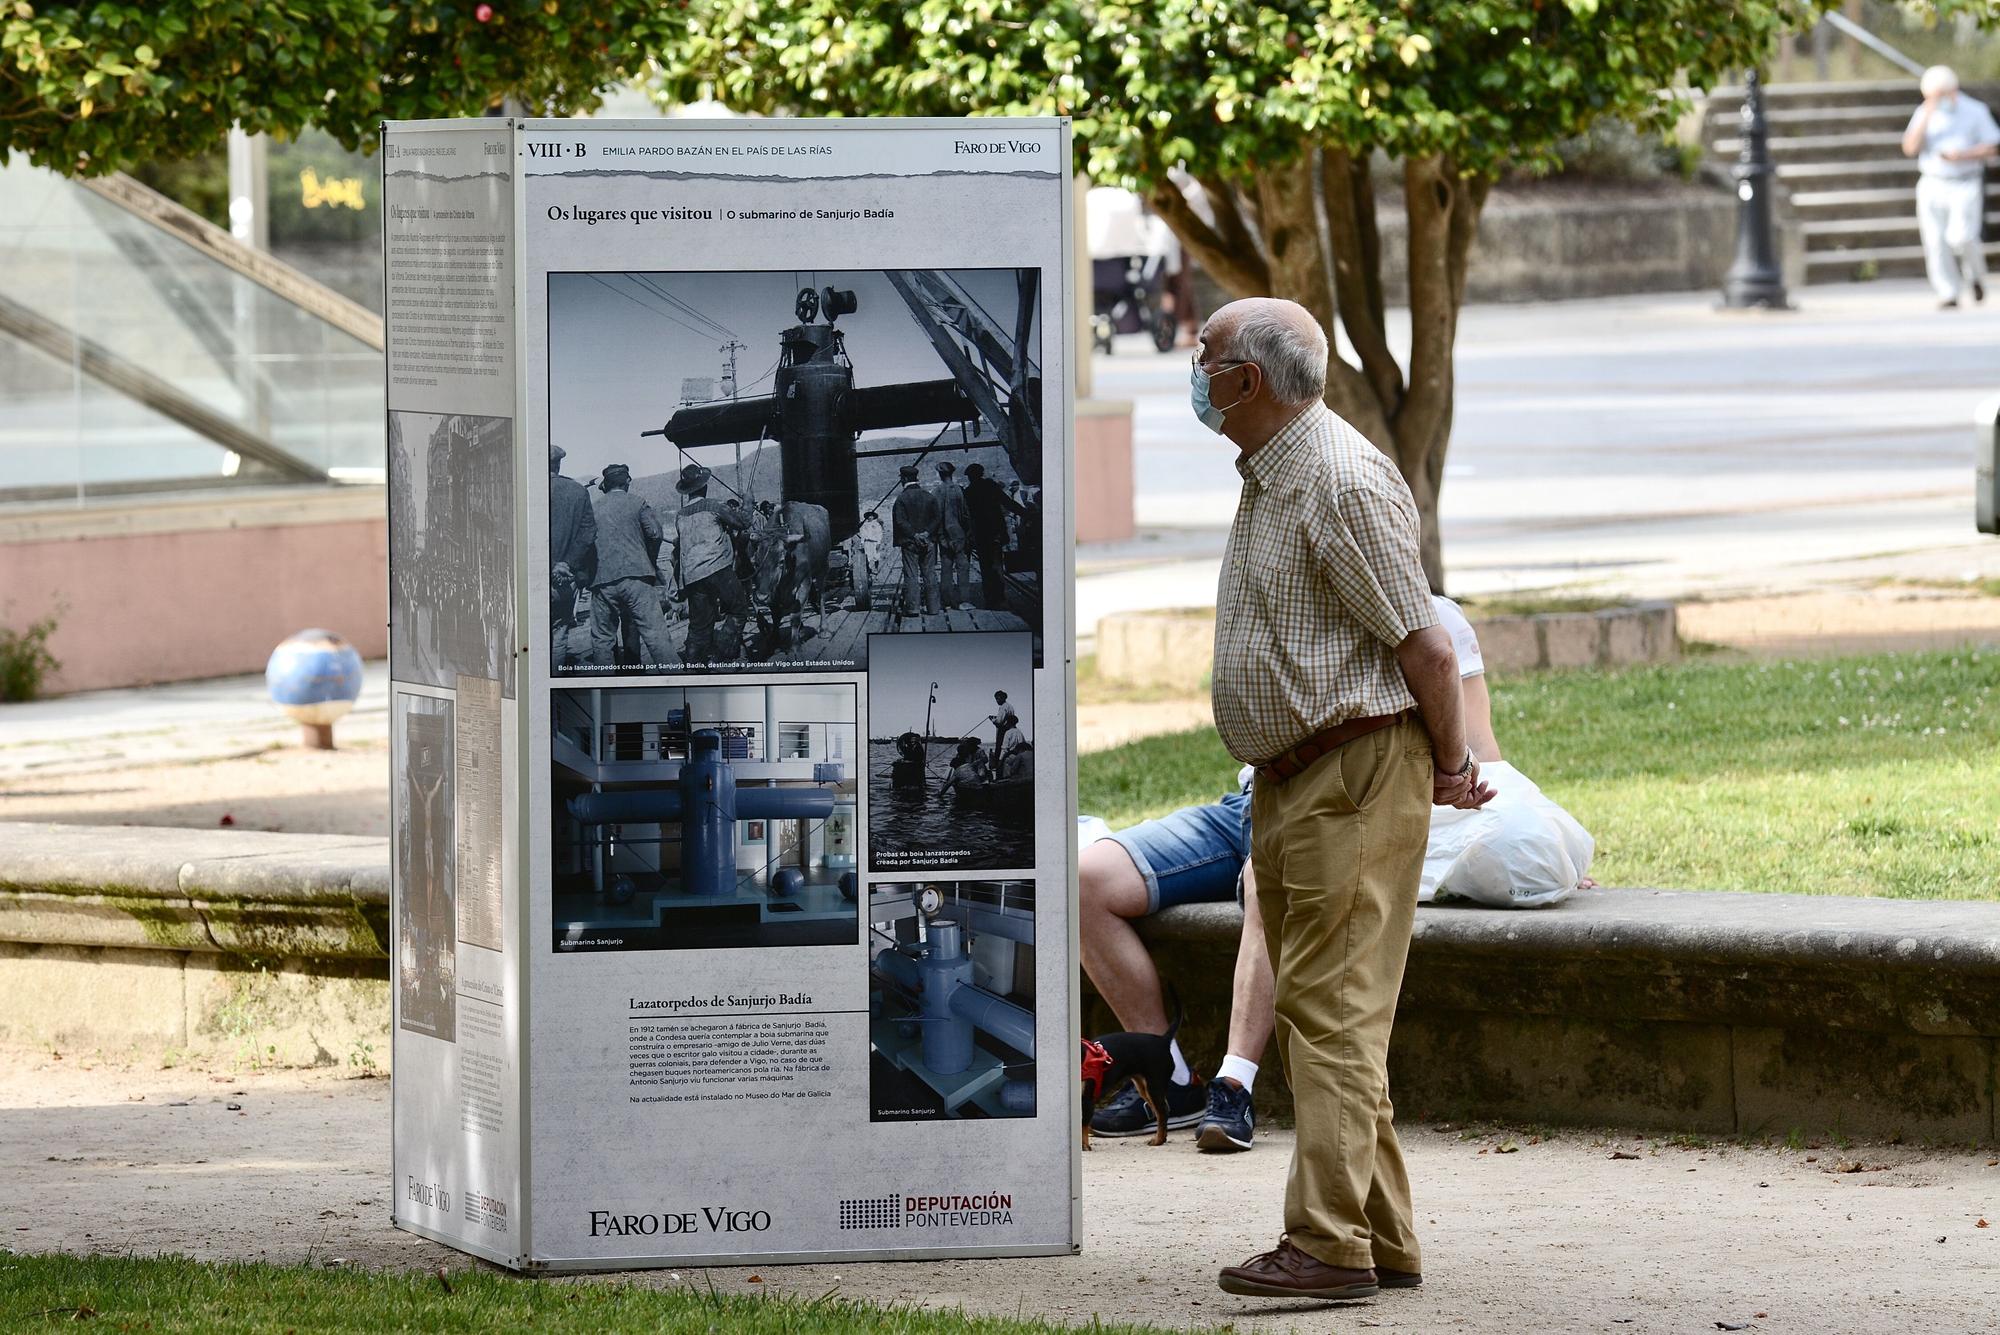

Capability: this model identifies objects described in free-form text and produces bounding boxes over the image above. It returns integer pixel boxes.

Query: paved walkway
[0,662,390,778]
[3,1051,1995,1332]
[1086,279,2000,631]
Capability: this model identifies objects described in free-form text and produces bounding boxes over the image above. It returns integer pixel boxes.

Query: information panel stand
[383,117,1077,1271]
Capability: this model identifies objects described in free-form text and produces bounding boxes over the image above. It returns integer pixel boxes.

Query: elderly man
[1903,65,2000,309]
[1197,298,1492,1303]
[1080,595,1532,1137]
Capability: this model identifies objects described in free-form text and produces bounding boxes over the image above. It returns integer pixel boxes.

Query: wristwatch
[1446,751,1475,779]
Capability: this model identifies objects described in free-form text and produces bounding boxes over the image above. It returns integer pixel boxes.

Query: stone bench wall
[1106,890,2000,1143]
[1097,602,1678,693]
[7,822,1996,1143]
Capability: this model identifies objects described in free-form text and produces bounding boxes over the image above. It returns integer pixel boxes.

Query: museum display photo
[547,268,1045,676]
[395,692,457,1043]
[868,880,1037,1122]
[868,630,1034,874]
[549,682,860,951]
[389,409,517,698]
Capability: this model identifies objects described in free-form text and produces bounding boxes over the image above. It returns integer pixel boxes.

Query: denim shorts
[1108,789,1252,914]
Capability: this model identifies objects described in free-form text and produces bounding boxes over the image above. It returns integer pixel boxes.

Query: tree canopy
[0,1,676,176]
[654,1,1822,583]
[15,0,1989,584]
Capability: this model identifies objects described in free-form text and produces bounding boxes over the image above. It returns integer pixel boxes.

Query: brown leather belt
[1253,711,1409,786]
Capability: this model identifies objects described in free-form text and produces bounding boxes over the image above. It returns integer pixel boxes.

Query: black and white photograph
[549,682,859,952]
[868,880,1036,1122]
[396,692,457,1042]
[868,631,1034,874]
[389,410,517,698]
[547,269,1046,676]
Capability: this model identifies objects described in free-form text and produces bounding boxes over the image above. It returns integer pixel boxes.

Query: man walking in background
[1903,65,2000,309]
[587,463,673,669]
[1197,297,1492,1303]
[548,444,595,669]
[891,463,943,617]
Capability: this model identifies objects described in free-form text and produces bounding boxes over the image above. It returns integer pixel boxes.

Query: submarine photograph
[546,268,1046,676]
[548,682,860,952]
[868,880,1037,1122]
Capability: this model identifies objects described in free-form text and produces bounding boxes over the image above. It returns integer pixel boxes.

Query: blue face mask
[1190,361,1247,434]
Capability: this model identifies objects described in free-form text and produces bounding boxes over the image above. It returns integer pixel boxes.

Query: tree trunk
[1150,152,1491,593]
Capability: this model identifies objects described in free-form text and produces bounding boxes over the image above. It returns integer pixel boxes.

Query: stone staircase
[1705,78,2000,285]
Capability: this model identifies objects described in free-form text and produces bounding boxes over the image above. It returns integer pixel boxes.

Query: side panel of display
[519,119,1076,1267]
[384,121,525,1265]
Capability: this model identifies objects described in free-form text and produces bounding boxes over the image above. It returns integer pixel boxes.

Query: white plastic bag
[1077,814,1114,848]
[1420,761,1593,909]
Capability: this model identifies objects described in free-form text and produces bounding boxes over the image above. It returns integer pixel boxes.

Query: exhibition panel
[385,116,1075,1271]
[383,121,523,1267]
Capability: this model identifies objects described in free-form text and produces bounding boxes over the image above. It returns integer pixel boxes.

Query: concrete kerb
[1095,601,1679,688]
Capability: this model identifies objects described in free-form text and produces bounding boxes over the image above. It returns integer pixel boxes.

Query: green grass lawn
[1078,649,2000,900]
[0,1252,1188,1334]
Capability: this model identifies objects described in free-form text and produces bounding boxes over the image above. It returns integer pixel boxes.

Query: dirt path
[1678,585,2000,658]
[0,740,391,836]
[0,703,1224,837]
[4,1049,1995,1332]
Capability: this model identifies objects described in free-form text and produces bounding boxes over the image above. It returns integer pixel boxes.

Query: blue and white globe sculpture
[267,629,363,748]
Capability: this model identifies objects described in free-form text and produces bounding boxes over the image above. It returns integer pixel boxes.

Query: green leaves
[639,0,1823,190]
[1,1,691,176]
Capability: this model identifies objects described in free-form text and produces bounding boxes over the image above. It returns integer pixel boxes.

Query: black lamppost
[1722,69,1790,309]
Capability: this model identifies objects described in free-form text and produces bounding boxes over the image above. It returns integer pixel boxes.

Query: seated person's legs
[1081,791,1249,1135]
[1078,839,1167,1034]
[1197,860,1276,1152]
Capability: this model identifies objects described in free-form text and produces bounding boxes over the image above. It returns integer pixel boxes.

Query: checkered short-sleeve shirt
[1211,403,1439,764]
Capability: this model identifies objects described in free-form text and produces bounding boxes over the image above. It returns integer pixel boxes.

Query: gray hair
[1222,307,1328,404]
[1922,65,1959,98]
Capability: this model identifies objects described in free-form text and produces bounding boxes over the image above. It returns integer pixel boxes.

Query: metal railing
[78,173,385,352]
[0,157,385,504]
[1821,11,1925,80]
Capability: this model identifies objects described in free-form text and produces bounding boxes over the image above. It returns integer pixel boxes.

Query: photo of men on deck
[390,410,515,698]
[547,269,1046,675]
[868,631,1035,874]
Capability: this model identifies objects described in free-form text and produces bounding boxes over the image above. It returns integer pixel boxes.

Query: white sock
[1216,1054,1259,1093]
[1168,1038,1191,1086]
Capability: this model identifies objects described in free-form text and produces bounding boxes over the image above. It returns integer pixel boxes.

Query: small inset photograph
[549,682,860,952]
[389,410,516,697]
[868,631,1033,874]
[396,692,456,1042]
[547,268,1045,676]
[868,880,1036,1121]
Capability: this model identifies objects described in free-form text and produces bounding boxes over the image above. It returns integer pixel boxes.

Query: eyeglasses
[1192,346,1247,373]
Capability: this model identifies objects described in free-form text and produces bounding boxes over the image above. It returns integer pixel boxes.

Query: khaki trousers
[1250,714,1431,1271]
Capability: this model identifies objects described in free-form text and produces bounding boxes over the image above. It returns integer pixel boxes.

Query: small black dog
[1080,985,1182,1150]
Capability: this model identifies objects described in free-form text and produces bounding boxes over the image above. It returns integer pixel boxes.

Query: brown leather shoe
[1218,1236,1379,1299]
[1376,1265,1423,1288]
